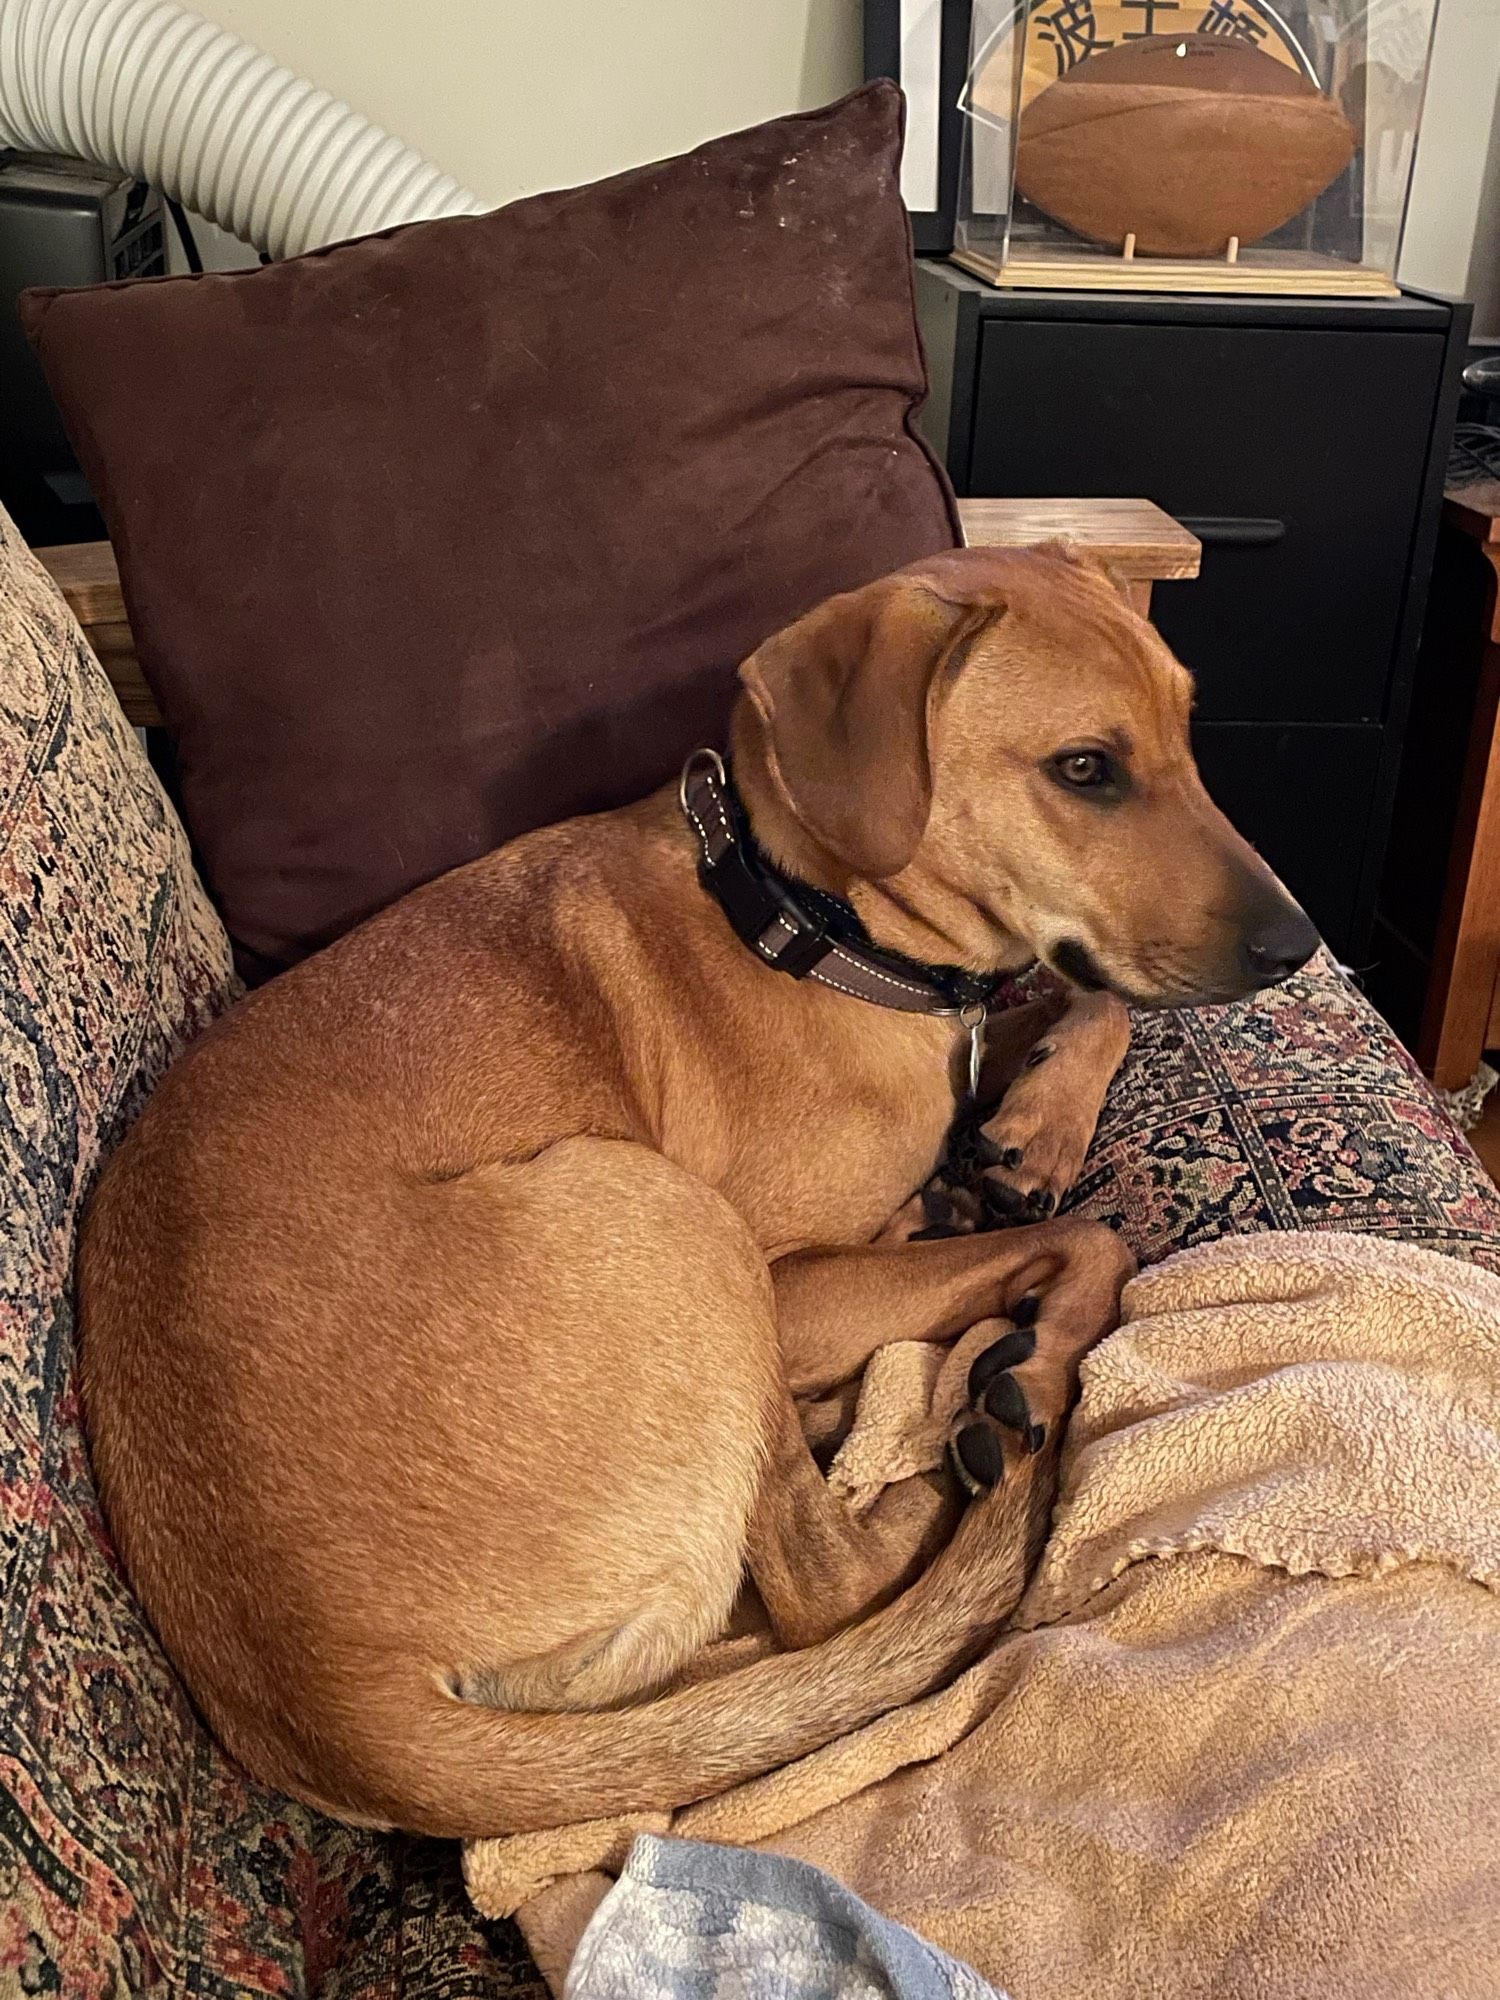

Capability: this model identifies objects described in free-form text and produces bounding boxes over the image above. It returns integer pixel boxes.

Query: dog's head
[733,542,1317,1008]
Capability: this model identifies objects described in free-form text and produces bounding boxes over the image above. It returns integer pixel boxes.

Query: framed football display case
[949,0,1442,295]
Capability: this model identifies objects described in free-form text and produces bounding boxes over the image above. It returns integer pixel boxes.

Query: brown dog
[78,543,1317,1839]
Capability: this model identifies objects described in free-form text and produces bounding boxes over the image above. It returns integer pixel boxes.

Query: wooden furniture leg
[1420,491,1500,1090]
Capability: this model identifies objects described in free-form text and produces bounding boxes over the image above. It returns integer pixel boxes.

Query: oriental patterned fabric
[2,507,1497,1995]
[1071,953,1500,1273]
[0,511,540,1999]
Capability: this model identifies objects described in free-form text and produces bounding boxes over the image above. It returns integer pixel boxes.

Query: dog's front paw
[978,1059,1096,1223]
[908,1176,987,1241]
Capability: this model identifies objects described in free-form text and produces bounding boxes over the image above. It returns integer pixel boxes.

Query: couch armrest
[956,497,1201,605]
[36,502,1201,732]
[34,541,161,727]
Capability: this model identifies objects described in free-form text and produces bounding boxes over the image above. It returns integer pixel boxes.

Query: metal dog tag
[960,1001,987,1102]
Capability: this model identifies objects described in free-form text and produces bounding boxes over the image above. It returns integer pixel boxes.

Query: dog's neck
[728,719,1034,980]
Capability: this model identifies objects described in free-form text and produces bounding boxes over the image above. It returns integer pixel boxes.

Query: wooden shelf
[35,503,1201,735]
[957,496,1199,579]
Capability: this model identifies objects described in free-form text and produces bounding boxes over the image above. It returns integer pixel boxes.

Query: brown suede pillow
[23,82,957,980]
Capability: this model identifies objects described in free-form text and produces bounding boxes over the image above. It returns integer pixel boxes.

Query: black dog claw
[983,1371,1030,1431]
[1011,1293,1041,1329]
[980,1178,1028,1222]
[967,1327,1037,1401]
[1024,1421,1048,1456]
[921,1185,956,1226]
[946,1121,1003,1178]
[999,1146,1025,1170]
[952,1422,1004,1492]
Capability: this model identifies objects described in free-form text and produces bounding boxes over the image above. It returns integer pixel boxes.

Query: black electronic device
[1,152,167,546]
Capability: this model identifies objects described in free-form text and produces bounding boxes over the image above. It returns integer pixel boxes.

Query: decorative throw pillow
[23,82,957,981]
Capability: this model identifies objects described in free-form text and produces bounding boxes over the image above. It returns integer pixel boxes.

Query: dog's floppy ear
[739,576,988,880]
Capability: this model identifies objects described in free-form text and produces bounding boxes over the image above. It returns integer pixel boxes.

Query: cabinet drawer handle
[1176,516,1286,548]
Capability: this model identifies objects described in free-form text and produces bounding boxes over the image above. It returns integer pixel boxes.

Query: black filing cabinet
[915,260,1469,963]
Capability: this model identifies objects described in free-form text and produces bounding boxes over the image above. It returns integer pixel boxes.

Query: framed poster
[864,0,974,254]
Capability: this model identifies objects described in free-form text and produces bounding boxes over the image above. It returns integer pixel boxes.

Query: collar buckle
[751,909,830,977]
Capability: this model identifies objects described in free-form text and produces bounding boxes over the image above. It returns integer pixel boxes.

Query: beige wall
[1401,0,1500,336]
[200,0,1500,335]
[207,0,861,211]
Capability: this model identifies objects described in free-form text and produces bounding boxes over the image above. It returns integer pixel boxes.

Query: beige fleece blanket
[465,1232,1500,1998]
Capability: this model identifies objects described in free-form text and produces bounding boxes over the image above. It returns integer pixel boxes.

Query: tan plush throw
[465,1233,1500,1998]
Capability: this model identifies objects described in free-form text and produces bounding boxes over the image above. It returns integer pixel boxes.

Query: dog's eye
[1051,750,1111,789]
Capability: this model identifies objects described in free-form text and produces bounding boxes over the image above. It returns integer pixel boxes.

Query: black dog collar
[680,751,1031,1075]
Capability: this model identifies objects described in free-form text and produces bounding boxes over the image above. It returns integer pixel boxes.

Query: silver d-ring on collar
[679,746,727,818]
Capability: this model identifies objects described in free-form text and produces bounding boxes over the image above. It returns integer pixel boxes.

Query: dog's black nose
[1242,905,1319,988]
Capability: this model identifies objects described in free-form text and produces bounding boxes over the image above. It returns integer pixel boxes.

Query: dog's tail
[322,1459,1053,1841]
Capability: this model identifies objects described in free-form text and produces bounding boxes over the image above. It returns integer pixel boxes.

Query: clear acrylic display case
[954,0,1441,295]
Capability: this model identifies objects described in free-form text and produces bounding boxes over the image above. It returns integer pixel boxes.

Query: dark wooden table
[1417,481,1500,1089]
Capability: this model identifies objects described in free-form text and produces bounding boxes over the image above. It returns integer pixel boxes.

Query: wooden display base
[952,243,1400,299]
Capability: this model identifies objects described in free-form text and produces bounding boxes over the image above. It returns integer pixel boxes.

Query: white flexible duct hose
[0,0,487,259]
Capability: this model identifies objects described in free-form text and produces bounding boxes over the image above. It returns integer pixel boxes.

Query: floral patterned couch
[4,511,1500,1997]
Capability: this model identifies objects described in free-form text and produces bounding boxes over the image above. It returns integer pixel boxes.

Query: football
[1013,34,1358,260]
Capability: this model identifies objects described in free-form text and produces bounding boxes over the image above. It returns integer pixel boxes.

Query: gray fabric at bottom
[564,1834,1008,2000]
